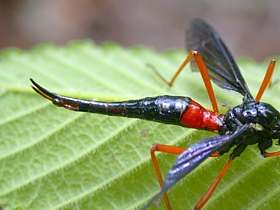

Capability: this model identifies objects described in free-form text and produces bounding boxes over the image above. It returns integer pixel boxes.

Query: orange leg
[255,60,276,101]
[195,158,233,210]
[194,149,280,210]
[151,144,220,209]
[263,150,280,157]
[151,50,218,113]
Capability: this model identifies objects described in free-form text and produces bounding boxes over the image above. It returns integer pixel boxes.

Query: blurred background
[0,0,280,61]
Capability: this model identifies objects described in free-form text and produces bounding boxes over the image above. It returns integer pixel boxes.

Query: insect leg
[151,144,220,210]
[263,151,280,157]
[255,60,276,101]
[195,158,233,210]
[150,144,184,210]
[151,50,218,112]
[195,143,247,210]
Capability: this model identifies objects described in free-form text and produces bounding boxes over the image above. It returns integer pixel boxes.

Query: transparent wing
[161,124,248,192]
[187,18,253,100]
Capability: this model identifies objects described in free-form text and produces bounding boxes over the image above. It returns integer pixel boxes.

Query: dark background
[1,0,280,61]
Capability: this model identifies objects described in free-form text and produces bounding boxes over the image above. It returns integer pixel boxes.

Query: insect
[30,18,280,209]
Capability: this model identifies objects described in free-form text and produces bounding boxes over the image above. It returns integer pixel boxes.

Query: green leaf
[0,41,280,210]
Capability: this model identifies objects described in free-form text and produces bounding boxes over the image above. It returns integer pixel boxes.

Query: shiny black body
[74,96,192,125]
[43,89,194,126]
[218,101,280,157]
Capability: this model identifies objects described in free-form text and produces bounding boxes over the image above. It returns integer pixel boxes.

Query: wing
[187,18,253,100]
[160,124,248,192]
[142,124,249,209]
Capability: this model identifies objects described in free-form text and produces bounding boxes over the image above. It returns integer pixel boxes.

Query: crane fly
[30,19,280,209]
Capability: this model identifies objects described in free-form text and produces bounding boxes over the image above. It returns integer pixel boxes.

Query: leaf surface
[0,41,280,209]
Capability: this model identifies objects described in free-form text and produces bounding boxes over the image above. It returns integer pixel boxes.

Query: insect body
[31,19,280,209]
